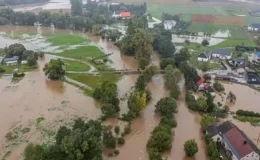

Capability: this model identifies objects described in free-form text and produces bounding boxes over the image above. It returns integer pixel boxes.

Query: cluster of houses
[197,48,233,62]
[112,11,131,19]
[163,20,177,30]
[207,121,260,160]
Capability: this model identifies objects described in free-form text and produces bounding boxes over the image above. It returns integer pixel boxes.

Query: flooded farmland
[0,25,259,160]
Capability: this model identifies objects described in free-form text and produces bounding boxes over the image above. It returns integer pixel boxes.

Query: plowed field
[214,16,245,26]
[192,15,215,23]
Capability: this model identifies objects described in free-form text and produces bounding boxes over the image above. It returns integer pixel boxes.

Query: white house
[197,49,211,62]
[212,49,232,59]
[5,61,18,66]
[248,24,260,31]
[3,56,19,66]
[112,11,121,18]
[206,121,260,160]
[21,60,28,64]
[163,20,176,30]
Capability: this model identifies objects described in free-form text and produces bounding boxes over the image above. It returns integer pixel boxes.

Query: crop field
[214,16,245,26]
[192,15,215,23]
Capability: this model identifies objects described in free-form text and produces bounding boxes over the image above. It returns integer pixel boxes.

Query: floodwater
[214,83,260,148]
[172,34,226,46]
[0,26,207,160]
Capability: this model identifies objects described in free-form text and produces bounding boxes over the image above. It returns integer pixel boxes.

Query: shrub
[117,137,125,145]
[114,149,119,156]
[160,116,177,128]
[213,81,225,92]
[236,110,260,117]
[0,67,5,73]
[124,124,131,135]
[201,39,209,46]
[147,130,172,153]
[114,126,120,135]
[155,97,177,117]
[184,139,198,157]
[13,72,25,77]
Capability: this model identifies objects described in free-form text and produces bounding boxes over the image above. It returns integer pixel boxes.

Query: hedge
[236,109,260,118]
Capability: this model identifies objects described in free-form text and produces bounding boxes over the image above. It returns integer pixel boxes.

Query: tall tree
[200,114,216,129]
[43,59,65,80]
[70,0,83,16]
[184,139,198,157]
[128,91,147,116]
[155,97,177,117]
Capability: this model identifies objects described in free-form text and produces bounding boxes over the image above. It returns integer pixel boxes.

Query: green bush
[117,137,125,145]
[236,110,260,117]
[13,72,25,77]
[184,139,198,157]
[160,116,177,128]
[114,126,120,135]
[0,67,5,73]
[213,81,225,92]
[114,149,119,156]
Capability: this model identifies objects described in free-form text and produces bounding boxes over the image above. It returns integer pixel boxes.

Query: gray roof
[206,125,218,136]
[251,24,260,29]
[212,49,232,56]
[198,49,211,58]
[3,56,19,63]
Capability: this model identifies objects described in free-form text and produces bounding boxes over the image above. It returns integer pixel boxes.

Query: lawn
[187,23,248,39]
[0,64,37,74]
[181,14,192,22]
[246,16,260,25]
[148,4,228,19]
[47,34,89,46]
[53,46,104,60]
[62,59,90,71]
[210,39,256,49]
[66,73,121,89]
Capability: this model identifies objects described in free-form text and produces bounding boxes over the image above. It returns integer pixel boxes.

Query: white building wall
[212,53,232,59]
[241,151,260,160]
[198,57,209,62]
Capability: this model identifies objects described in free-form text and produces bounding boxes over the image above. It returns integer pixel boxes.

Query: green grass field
[148,4,228,19]
[53,46,104,60]
[66,73,120,89]
[47,34,89,46]
[62,59,90,71]
[187,23,248,39]
[246,16,260,25]
[211,39,256,49]
[0,64,37,74]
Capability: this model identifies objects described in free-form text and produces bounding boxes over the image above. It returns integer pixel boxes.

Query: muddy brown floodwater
[0,26,208,160]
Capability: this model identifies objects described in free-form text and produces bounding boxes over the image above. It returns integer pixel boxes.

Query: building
[230,57,246,67]
[163,20,177,30]
[256,52,260,61]
[21,60,28,64]
[120,12,131,18]
[198,49,212,62]
[112,11,121,18]
[206,121,260,160]
[3,56,19,66]
[248,24,260,31]
[249,9,260,16]
[212,49,232,59]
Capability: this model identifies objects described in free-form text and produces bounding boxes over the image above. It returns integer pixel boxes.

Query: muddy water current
[0,26,207,160]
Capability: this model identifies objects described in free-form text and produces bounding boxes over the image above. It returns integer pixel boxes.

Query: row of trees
[147,97,178,160]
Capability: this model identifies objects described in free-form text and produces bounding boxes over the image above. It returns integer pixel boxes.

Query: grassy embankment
[0,64,37,74]
[46,33,120,96]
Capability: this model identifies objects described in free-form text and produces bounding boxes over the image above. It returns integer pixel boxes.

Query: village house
[206,121,260,160]
[193,76,215,95]
[112,11,131,19]
[256,52,260,61]
[212,49,232,59]
[3,56,19,66]
[248,24,260,31]
[197,49,212,62]
[163,20,177,30]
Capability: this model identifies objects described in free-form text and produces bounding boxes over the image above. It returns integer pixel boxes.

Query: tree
[114,126,120,135]
[143,65,159,81]
[227,91,236,103]
[184,139,198,157]
[43,59,65,80]
[200,114,216,129]
[135,75,146,91]
[213,81,225,92]
[101,103,118,118]
[160,58,175,70]
[103,126,116,149]
[202,39,209,46]
[70,0,82,16]
[92,24,101,35]
[174,48,190,63]
[164,65,182,88]
[128,91,147,116]
[55,126,71,145]
[5,43,26,60]
[155,97,177,117]
[206,140,220,159]
[197,96,208,111]
[147,129,172,152]
[170,84,181,100]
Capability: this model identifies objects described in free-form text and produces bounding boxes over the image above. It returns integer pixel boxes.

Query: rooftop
[212,49,232,56]
[224,128,254,159]
[251,24,260,29]
[196,77,205,86]
[198,49,211,58]
[120,12,131,17]
[3,56,19,63]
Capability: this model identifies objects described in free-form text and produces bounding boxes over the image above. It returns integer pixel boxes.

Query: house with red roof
[112,11,131,19]
[206,121,260,160]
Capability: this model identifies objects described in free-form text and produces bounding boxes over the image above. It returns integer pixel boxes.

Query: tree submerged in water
[43,59,65,80]
[226,91,236,103]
